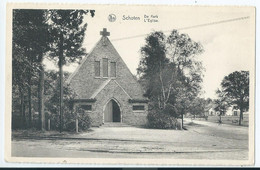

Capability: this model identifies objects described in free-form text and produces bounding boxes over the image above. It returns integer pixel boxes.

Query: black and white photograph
[4,4,255,166]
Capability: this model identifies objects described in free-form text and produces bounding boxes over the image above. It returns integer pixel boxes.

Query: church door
[104,99,121,122]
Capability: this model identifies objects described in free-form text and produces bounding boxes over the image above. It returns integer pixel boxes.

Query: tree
[44,70,81,131]
[13,9,51,129]
[214,89,229,123]
[12,44,28,128]
[138,30,204,129]
[137,31,169,101]
[47,10,95,132]
[168,30,204,126]
[189,98,207,118]
[220,71,249,125]
[167,30,204,123]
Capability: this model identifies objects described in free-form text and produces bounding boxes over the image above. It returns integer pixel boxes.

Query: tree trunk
[59,33,64,133]
[59,63,64,133]
[27,67,32,128]
[19,88,23,117]
[19,88,25,129]
[38,62,45,130]
[181,113,184,129]
[239,107,243,126]
[27,86,31,128]
[22,95,26,128]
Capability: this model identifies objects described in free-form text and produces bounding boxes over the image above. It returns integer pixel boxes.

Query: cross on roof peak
[100,28,110,37]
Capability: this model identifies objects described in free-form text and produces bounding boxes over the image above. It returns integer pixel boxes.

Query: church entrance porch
[104,99,121,123]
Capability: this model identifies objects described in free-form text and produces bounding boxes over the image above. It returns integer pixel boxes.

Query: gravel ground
[12,119,249,160]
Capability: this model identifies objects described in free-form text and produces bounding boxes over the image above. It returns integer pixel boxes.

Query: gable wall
[93,80,147,126]
[69,36,148,126]
[69,37,146,100]
[74,80,147,126]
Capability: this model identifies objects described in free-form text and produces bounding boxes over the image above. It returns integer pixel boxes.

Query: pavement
[11,119,249,159]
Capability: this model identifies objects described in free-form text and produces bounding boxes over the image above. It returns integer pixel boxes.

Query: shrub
[76,107,92,131]
[147,104,179,129]
[63,109,77,131]
[49,106,92,132]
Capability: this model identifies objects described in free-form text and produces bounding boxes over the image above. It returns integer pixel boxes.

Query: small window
[94,61,100,77]
[110,62,116,77]
[133,105,145,111]
[103,58,108,77]
[81,105,92,111]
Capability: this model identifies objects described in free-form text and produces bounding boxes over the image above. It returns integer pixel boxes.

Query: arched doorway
[104,99,121,122]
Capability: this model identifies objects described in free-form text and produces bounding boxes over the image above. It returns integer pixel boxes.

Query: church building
[67,28,148,127]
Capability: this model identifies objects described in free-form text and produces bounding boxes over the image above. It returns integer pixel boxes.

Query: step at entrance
[102,122,131,127]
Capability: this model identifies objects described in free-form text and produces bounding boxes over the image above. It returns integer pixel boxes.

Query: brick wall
[74,80,148,126]
[69,36,148,127]
[68,36,146,100]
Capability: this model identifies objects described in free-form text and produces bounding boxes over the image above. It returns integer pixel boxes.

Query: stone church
[67,28,148,127]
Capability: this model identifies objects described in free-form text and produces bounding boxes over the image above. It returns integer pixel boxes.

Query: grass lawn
[188,114,249,127]
[206,115,249,127]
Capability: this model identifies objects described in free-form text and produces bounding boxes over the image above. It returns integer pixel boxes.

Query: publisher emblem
[108,14,116,22]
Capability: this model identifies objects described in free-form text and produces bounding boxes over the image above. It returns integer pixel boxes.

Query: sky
[43,5,255,99]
